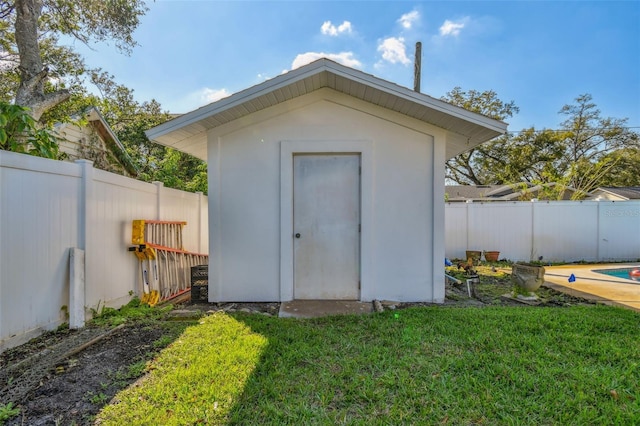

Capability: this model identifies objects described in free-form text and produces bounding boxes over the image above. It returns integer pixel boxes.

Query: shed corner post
[431,136,446,303]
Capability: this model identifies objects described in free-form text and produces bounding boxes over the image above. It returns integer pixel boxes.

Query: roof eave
[86,108,139,176]
[146,58,507,151]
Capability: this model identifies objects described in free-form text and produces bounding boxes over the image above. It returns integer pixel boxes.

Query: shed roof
[146,59,508,161]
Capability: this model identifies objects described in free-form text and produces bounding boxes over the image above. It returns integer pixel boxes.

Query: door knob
[295,233,301,238]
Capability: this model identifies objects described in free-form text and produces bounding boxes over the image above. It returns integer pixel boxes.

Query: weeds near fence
[90,297,173,327]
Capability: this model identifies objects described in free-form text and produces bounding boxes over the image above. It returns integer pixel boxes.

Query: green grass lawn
[96,306,640,425]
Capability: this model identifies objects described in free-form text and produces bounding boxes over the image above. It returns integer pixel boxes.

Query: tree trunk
[14,0,69,121]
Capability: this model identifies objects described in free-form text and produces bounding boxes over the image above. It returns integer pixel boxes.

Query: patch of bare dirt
[1,323,184,426]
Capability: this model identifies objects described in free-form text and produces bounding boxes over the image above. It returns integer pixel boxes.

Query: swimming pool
[593,267,640,282]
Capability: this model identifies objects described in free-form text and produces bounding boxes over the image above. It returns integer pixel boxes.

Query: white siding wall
[208,89,446,303]
[56,125,87,160]
[0,151,208,351]
[445,201,640,262]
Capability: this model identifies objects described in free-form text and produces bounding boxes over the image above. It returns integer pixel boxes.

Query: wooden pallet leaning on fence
[129,220,208,305]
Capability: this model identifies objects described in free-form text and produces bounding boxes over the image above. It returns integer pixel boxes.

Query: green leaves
[443,87,519,121]
[0,102,60,159]
[0,402,21,423]
[443,88,519,185]
[445,91,640,194]
[40,0,148,53]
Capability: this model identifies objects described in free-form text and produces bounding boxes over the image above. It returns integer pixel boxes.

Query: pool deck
[543,263,640,312]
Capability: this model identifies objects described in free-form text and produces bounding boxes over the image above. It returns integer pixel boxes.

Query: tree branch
[16,88,70,121]
[0,1,14,19]
[17,65,47,92]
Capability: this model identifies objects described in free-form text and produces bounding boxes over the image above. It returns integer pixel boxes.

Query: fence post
[596,201,601,261]
[69,248,85,329]
[196,191,204,253]
[530,200,535,262]
[73,159,94,328]
[77,160,94,251]
[465,201,470,250]
[153,181,164,220]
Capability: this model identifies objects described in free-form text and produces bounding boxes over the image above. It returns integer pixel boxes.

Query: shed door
[293,154,360,299]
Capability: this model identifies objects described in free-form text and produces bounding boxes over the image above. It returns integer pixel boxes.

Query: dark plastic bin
[191,265,208,302]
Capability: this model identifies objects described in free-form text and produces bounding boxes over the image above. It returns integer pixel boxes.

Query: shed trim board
[146,59,507,161]
[280,140,373,301]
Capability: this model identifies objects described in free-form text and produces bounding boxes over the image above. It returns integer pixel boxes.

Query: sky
[68,0,640,132]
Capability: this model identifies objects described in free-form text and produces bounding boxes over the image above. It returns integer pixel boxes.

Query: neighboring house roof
[446,183,589,202]
[590,187,640,201]
[500,183,587,201]
[445,185,506,202]
[146,58,508,161]
[55,107,138,177]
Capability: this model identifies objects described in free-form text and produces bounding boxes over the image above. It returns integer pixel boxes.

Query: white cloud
[321,20,353,36]
[439,18,469,37]
[170,87,231,113]
[377,37,411,65]
[398,10,420,29]
[291,52,362,69]
[200,87,231,104]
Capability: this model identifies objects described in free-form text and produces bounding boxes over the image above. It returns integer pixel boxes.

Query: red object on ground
[629,269,640,281]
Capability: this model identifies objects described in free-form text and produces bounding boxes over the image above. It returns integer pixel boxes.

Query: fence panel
[446,201,640,262]
[532,202,598,262]
[444,203,468,260]
[87,170,159,310]
[158,184,208,254]
[1,153,81,348]
[467,202,533,262]
[598,202,640,261]
[1,151,208,351]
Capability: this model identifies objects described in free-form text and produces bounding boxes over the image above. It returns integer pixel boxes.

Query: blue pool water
[594,267,640,282]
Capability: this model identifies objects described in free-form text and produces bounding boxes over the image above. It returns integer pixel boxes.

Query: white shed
[146,59,507,303]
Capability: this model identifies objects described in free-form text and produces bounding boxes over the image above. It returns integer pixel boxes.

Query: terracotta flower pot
[511,263,545,293]
[483,251,500,262]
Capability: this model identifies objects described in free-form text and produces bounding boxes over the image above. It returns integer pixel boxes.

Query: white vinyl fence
[446,201,640,262]
[1,151,208,352]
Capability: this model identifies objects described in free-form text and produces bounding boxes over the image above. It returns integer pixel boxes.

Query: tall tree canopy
[442,87,519,185]
[444,90,639,198]
[88,75,208,194]
[0,1,208,193]
[1,0,147,120]
[556,94,639,193]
